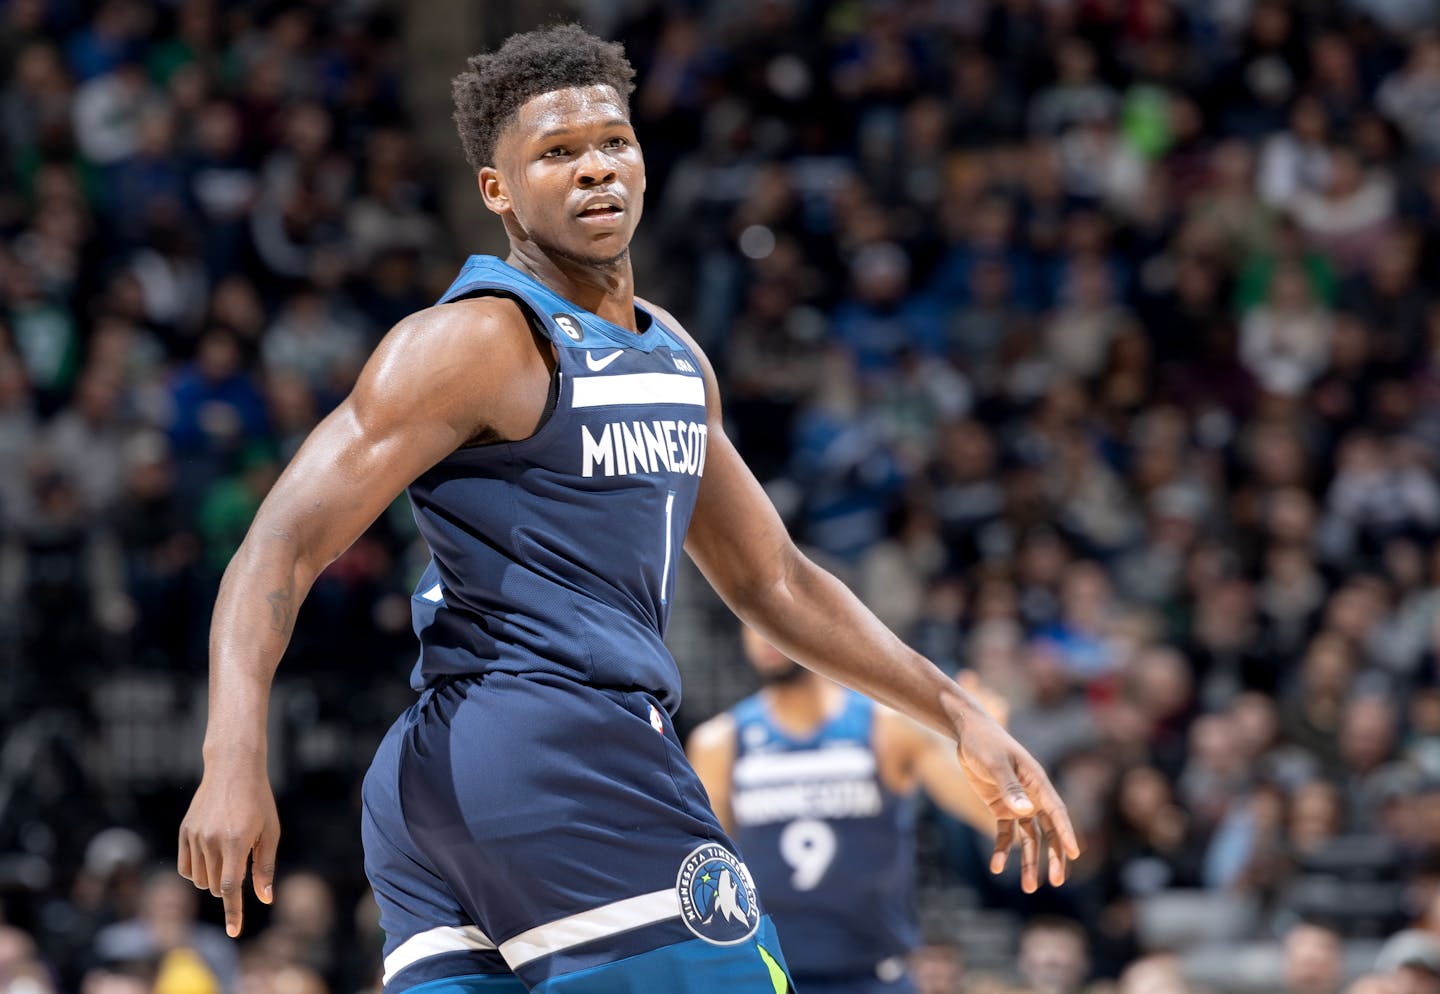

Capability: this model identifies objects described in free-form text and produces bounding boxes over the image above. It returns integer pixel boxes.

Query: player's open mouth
[577,205,624,225]
[576,194,625,225]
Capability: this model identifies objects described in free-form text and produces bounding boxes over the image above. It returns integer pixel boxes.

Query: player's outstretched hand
[177,761,280,938]
[954,708,1080,893]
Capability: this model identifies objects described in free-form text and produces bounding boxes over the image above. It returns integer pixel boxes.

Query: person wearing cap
[1376,929,1440,994]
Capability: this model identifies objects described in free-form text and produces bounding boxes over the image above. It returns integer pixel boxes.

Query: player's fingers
[997,758,1034,818]
[177,826,193,881]
[203,842,225,899]
[1047,833,1067,887]
[1048,812,1071,881]
[1018,819,1040,894]
[187,836,210,892]
[1016,758,1080,861]
[253,825,279,905]
[991,819,1015,874]
[218,841,248,938]
[1030,774,1081,861]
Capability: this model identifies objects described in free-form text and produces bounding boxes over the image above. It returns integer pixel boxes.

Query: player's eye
[604,136,630,150]
[543,146,570,159]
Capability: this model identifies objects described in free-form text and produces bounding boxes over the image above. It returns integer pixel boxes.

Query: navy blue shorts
[361,672,794,994]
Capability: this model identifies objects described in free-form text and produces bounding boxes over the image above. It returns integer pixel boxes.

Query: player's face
[741,627,804,684]
[484,84,644,267]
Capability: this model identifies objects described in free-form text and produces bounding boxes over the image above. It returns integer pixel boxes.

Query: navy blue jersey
[730,690,919,980]
[404,256,708,712]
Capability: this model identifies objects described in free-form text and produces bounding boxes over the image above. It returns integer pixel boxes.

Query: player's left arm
[644,301,1079,891]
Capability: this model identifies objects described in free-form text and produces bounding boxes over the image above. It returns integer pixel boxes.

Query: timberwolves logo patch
[676,843,759,945]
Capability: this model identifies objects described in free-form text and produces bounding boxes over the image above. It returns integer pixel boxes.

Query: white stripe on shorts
[382,924,497,984]
[570,372,705,409]
[498,888,681,969]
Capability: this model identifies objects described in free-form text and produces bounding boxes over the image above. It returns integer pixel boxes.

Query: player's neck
[506,244,638,332]
[763,677,840,738]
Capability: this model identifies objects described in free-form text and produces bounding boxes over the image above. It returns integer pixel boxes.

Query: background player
[176,24,1078,994]
[690,626,1005,994]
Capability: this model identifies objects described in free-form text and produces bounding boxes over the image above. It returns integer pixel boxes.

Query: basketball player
[689,628,1002,994]
[177,25,1077,994]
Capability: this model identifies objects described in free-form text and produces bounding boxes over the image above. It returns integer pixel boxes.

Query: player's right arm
[686,714,738,835]
[178,298,547,939]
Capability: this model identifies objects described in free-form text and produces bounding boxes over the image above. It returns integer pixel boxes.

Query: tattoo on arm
[264,576,296,637]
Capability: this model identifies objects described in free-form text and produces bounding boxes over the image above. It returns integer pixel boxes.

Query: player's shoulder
[385,296,532,351]
[354,297,544,420]
[687,710,738,754]
[367,297,539,382]
[637,293,721,405]
[638,295,706,359]
[635,294,685,334]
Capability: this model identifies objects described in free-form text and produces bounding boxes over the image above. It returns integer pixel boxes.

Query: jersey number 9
[779,818,837,891]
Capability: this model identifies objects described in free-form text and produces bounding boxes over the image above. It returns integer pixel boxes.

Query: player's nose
[575,150,617,187]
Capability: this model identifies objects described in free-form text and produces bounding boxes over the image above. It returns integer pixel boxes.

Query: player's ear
[479,167,510,215]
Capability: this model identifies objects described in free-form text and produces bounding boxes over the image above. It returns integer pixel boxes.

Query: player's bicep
[246,307,495,573]
[255,401,458,574]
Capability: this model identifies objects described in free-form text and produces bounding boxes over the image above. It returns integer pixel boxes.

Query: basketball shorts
[362,671,795,994]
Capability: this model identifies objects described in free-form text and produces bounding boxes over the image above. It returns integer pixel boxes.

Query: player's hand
[177,760,280,937]
[953,707,1080,893]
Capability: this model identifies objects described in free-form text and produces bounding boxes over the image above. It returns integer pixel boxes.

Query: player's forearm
[735,551,974,742]
[202,531,321,764]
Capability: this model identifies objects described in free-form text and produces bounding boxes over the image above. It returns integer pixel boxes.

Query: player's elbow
[231,507,329,587]
[727,540,811,624]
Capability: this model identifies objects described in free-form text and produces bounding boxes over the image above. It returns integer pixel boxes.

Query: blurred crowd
[3,0,1440,992]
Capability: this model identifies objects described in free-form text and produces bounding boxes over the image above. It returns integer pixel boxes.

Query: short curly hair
[452,24,637,171]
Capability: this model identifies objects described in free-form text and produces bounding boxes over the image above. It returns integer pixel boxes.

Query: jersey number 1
[660,490,676,605]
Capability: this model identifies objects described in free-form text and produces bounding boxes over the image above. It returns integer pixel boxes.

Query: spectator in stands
[1016,918,1090,994]
[1291,145,1395,275]
[252,872,339,990]
[1116,954,1191,994]
[1377,34,1440,161]
[1240,262,1335,397]
[91,870,236,994]
[0,926,52,994]
[1284,922,1345,994]
[1376,930,1440,994]
[910,942,964,994]
[79,956,156,994]
[7,0,1440,987]
[165,325,267,500]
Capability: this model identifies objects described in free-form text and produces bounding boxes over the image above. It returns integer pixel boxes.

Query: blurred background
[2,0,1440,992]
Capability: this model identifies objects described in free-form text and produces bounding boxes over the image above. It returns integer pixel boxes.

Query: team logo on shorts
[676,843,759,945]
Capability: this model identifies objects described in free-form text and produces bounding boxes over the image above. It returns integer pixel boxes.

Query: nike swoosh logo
[585,349,624,371]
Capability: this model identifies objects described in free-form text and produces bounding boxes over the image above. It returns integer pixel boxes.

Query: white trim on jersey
[382,924,498,984]
[571,372,705,409]
[732,745,877,788]
[498,888,681,968]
